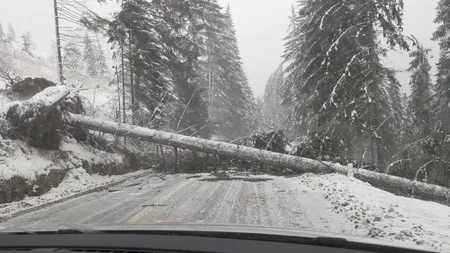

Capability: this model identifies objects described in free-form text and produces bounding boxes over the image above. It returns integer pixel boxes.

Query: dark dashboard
[0,230,436,253]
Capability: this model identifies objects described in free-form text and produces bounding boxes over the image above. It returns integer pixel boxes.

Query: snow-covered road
[1,172,450,252]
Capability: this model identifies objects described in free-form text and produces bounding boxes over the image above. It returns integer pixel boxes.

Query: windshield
[0,0,449,252]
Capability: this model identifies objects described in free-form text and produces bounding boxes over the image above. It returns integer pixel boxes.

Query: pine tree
[167,0,228,138]
[21,31,34,56]
[7,23,15,42]
[283,0,408,169]
[419,0,450,186]
[407,37,433,138]
[95,40,108,76]
[204,4,255,140]
[0,22,4,42]
[432,0,450,132]
[63,42,83,71]
[389,39,434,180]
[261,64,285,130]
[83,33,97,76]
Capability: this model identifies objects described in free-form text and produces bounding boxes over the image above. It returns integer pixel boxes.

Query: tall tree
[205,5,255,139]
[261,64,285,130]
[0,21,4,42]
[21,31,34,56]
[63,42,83,71]
[432,0,450,132]
[7,23,15,42]
[283,0,408,169]
[95,40,108,76]
[83,33,97,76]
[407,38,433,138]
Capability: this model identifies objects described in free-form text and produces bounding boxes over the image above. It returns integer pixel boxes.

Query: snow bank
[285,173,450,251]
[60,137,123,167]
[0,169,150,218]
[0,135,123,181]
[0,137,57,180]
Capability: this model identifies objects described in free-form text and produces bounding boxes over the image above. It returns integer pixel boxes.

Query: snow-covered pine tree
[261,64,285,130]
[63,42,83,71]
[203,4,255,140]
[83,33,97,76]
[283,0,408,169]
[432,0,450,132]
[21,31,34,56]
[418,0,450,186]
[166,0,223,138]
[95,40,108,76]
[407,37,433,138]
[7,23,15,42]
[0,22,4,42]
[388,38,434,180]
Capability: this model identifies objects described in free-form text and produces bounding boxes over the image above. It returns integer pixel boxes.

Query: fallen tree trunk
[68,113,333,174]
[68,113,450,203]
[330,164,450,203]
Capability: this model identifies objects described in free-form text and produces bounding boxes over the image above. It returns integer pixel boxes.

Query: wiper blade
[313,237,348,247]
[54,228,100,234]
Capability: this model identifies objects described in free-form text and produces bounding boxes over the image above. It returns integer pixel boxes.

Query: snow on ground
[0,168,152,218]
[0,137,58,180]
[60,137,122,166]
[0,135,123,181]
[290,173,450,251]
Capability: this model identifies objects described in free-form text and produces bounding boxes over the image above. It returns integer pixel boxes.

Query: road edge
[0,170,154,223]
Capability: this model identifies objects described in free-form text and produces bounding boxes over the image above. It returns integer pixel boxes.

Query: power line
[58,4,85,17]
[60,37,85,47]
[59,17,84,26]
[59,13,83,24]
[58,9,84,21]
[60,0,98,17]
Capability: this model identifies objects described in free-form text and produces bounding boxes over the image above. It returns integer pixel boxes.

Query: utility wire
[59,12,83,24]
[59,17,84,26]
[58,5,85,17]
[58,9,84,21]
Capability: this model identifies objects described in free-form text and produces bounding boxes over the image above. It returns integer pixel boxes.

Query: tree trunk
[68,113,333,174]
[128,33,135,125]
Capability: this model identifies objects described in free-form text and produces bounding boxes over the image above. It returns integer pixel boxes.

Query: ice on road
[1,172,450,252]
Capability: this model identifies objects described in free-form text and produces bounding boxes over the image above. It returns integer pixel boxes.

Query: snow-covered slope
[0,42,119,122]
[0,42,129,206]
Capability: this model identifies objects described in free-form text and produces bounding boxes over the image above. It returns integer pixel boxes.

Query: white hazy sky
[0,0,440,97]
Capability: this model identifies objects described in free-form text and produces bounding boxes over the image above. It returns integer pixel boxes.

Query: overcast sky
[0,0,440,97]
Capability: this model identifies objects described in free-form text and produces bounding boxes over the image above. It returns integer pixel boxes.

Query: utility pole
[53,0,65,85]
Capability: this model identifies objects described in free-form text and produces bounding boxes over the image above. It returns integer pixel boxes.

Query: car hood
[0,223,431,252]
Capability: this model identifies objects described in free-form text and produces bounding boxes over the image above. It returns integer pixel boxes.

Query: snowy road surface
[1,172,450,252]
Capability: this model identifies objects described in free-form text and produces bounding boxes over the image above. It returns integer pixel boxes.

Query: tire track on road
[211,180,242,224]
[128,177,200,223]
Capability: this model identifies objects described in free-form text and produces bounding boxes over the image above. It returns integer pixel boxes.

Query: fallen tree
[68,113,333,174]
[68,113,450,203]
